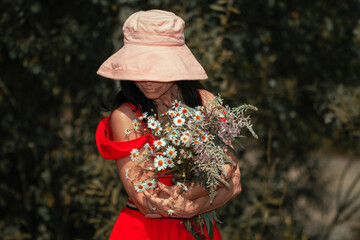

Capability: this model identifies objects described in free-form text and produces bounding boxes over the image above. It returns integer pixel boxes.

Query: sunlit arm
[109,105,156,215]
[144,167,241,218]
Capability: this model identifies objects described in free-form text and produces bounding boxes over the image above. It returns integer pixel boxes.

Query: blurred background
[1,0,360,239]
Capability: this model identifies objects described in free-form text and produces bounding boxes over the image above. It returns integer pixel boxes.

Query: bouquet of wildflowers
[126,95,257,239]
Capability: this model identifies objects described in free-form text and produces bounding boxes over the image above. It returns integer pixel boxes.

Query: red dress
[95,103,222,240]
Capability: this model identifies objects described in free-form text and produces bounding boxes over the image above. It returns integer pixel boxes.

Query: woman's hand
[144,167,241,219]
[143,189,199,219]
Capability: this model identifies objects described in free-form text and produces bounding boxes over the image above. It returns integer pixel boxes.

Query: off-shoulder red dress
[95,102,222,240]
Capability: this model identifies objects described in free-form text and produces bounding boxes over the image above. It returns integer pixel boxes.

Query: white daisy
[193,139,201,145]
[171,138,181,146]
[177,182,188,191]
[153,138,166,149]
[179,149,187,158]
[130,149,139,161]
[194,111,203,121]
[125,128,131,136]
[153,125,163,135]
[181,135,190,144]
[186,153,193,159]
[171,130,179,137]
[195,106,205,111]
[144,179,157,189]
[173,116,185,126]
[164,126,172,133]
[165,146,177,158]
[201,135,208,142]
[180,107,189,115]
[132,119,140,130]
[143,143,153,154]
[135,182,146,192]
[138,112,148,120]
[147,119,159,130]
[172,100,181,108]
[168,209,174,216]
[166,158,175,168]
[167,110,176,118]
[154,156,168,171]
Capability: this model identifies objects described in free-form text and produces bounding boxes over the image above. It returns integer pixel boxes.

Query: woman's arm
[144,166,241,218]
[109,105,157,215]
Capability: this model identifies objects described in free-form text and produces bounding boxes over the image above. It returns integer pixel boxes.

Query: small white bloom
[144,179,157,189]
[172,100,181,108]
[154,156,168,171]
[144,143,153,154]
[173,116,185,126]
[147,119,159,130]
[139,112,148,120]
[165,146,177,158]
[194,111,203,121]
[200,135,208,142]
[125,128,131,136]
[170,130,179,137]
[171,138,181,146]
[135,182,146,192]
[180,107,189,115]
[193,139,201,145]
[132,119,140,130]
[179,149,187,158]
[186,153,193,159]
[168,209,174,216]
[164,126,172,133]
[195,106,205,111]
[130,149,140,161]
[125,168,129,179]
[177,182,188,191]
[153,138,166,149]
[166,158,175,168]
[181,135,190,144]
[153,125,163,135]
[167,110,176,117]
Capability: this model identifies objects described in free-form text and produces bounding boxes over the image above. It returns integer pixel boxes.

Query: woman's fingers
[156,182,181,197]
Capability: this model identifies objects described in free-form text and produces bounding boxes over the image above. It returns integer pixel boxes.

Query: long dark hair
[103,80,205,116]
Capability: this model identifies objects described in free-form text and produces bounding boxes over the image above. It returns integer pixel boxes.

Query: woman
[96,10,241,239]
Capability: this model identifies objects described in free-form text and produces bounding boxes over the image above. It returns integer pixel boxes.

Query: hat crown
[123,10,185,46]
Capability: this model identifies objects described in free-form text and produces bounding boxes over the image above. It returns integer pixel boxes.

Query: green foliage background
[1,0,359,239]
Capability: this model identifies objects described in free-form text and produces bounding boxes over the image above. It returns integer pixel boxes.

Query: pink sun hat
[97,10,208,82]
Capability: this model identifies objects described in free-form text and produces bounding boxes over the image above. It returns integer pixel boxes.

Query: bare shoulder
[109,104,144,141]
[198,89,216,107]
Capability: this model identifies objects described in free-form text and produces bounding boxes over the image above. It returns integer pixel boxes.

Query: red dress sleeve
[95,116,154,160]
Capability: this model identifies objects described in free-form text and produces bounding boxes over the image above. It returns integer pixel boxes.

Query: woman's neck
[154,84,182,114]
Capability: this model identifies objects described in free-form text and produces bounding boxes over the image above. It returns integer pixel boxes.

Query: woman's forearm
[185,163,239,201]
[144,170,241,218]
[192,171,241,215]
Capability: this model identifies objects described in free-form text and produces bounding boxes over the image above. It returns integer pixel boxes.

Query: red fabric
[95,116,154,160]
[109,207,222,240]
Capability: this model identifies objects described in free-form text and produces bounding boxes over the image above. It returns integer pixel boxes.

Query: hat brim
[97,44,207,82]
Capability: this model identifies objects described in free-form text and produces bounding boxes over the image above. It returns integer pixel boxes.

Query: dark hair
[103,80,205,116]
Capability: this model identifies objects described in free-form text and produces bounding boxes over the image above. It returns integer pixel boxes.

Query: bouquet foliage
[126,95,257,239]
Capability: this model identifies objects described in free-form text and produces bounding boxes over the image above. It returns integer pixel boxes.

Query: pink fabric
[97,10,207,82]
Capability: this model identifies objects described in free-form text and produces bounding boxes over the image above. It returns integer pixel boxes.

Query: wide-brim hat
[97,10,207,82]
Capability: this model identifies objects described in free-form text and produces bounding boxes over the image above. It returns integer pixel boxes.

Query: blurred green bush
[1,0,359,239]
